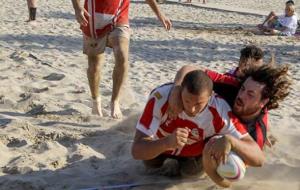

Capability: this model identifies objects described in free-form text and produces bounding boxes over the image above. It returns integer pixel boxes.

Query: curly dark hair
[242,64,292,110]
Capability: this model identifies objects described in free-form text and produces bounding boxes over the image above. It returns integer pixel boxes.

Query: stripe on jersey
[139,98,155,130]
[228,111,247,135]
[209,106,225,133]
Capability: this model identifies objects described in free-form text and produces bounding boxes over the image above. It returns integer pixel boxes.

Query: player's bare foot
[111,101,122,119]
[92,97,103,117]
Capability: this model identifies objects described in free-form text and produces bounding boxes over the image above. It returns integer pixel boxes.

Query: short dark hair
[242,65,292,110]
[240,45,264,62]
[286,0,294,5]
[181,70,213,96]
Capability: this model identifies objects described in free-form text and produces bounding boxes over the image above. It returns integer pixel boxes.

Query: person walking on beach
[27,0,38,22]
[71,0,172,119]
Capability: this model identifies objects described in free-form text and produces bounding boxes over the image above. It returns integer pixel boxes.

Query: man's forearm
[203,147,231,188]
[132,137,171,160]
[145,0,163,20]
[226,135,265,166]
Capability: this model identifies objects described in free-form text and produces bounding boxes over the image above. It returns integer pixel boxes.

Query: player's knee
[115,52,128,66]
[179,157,203,177]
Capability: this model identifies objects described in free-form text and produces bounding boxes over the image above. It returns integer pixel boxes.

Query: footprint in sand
[2,165,33,175]
[18,93,32,102]
[0,118,12,126]
[26,104,47,115]
[30,87,49,93]
[6,138,27,148]
[43,73,65,81]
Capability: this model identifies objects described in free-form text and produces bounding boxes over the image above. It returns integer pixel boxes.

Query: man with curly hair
[204,64,291,187]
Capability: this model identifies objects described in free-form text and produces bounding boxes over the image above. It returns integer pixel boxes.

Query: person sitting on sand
[257,0,298,36]
[132,70,264,178]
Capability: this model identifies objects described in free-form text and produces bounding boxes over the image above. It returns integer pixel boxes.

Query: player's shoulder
[150,83,173,101]
[208,93,232,112]
[210,93,229,105]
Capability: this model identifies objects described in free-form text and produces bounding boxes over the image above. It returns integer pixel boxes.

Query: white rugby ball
[216,151,246,181]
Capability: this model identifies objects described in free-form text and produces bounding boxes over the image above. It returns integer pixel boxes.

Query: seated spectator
[257,0,298,36]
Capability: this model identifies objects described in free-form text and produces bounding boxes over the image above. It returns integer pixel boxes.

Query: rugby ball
[216,151,246,181]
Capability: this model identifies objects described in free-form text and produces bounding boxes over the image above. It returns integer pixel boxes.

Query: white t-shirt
[278,14,298,36]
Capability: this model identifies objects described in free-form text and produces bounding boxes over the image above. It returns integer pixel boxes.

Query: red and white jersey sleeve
[205,69,240,87]
[136,84,172,139]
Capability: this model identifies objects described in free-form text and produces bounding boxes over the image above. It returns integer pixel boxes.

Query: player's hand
[74,7,90,27]
[207,135,232,165]
[167,127,190,149]
[168,86,183,119]
[159,14,172,30]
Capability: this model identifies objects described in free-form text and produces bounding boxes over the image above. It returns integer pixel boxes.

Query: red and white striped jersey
[81,0,130,38]
[136,83,248,157]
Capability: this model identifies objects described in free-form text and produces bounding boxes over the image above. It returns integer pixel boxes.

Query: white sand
[0,0,299,189]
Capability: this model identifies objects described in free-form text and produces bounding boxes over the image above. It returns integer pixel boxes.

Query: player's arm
[202,134,264,188]
[174,65,238,86]
[71,0,90,27]
[131,90,190,160]
[225,134,265,167]
[145,0,172,30]
[210,100,265,167]
[174,65,203,86]
[202,145,232,188]
[131,128,190,160]
[132,130,171,160]
[212,128,265,167]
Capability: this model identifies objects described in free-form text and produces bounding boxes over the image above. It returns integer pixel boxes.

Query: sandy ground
[0,0,299,189]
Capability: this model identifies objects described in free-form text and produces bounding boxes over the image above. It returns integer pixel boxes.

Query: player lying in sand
[257,0,298,36]
[168,63,291,187]
[132,70,263,180]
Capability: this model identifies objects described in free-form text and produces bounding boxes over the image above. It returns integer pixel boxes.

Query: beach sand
[0,0,299,189]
